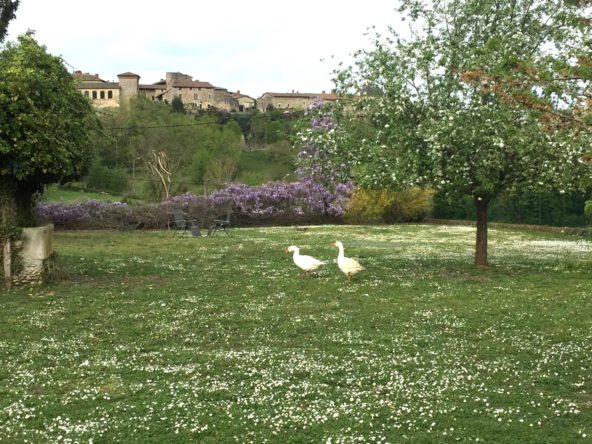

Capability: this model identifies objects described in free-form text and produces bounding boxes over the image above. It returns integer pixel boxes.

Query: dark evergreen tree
[0,0,20,43]
[171,96,185,114]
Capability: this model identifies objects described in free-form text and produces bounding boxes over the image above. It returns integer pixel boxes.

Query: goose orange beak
[286,249,289,253]
[332,242,336,247]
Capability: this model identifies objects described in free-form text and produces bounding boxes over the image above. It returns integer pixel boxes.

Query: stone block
[22,224,54,261]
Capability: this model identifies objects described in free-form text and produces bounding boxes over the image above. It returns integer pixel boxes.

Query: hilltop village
[74,70,345,112]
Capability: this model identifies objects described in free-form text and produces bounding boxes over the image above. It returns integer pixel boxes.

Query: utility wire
[105,121,222,130]
[101,111,306,131]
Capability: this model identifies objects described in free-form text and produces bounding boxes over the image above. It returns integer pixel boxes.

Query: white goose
[286,246,325,278]
[333,241,364,282]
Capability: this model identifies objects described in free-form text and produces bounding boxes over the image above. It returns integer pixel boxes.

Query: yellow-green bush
[344,187,436,224]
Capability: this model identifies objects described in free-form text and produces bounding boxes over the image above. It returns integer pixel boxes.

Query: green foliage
[265,140,297,166]
[332,0,587,197]
[328,0,590,265]
[239,171,267,186]
[140,176,190,202]
[204,156,238,189]
[0,0,19,43]
[0,32,99,224]
[344,187,435,224]
[41,184,123,203]
[189,150,215,185]
[89,100,299,195]
[188,119,242,186]
[236,150,293,185]
[84,161,129,194]
[434,191,592,228]
[584,200,592,217]
[266,120,288,144]
[171,96,185,114]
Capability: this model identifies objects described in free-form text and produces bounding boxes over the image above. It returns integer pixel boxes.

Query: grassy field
[1,225,591,443]
[237,150,294,184]
[41,184,123,203]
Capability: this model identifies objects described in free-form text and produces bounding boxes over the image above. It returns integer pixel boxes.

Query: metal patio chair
[207,209,233,237]
[172,208,200,237]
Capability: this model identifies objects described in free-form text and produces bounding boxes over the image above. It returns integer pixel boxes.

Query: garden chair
[172,208,201,238]
[207,209,233,237]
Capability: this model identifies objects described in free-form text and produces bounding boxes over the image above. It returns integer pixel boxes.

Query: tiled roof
[262,92,316,98]
[74,74,105,82]
[231,92,254,99]
[261,92,358,101]
[75,82,119,90]
[173,80,214,88]
[117,72,140,78]
[139,84,167,90]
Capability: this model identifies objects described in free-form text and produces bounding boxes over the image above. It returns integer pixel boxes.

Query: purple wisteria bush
[293,97,353,187]
[37,178,353,230]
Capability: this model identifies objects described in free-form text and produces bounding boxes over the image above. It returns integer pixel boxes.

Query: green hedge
[433,192,592,228]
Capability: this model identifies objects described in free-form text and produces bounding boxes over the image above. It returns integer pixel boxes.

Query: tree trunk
[1,198,13,289]
[3,240,11,289]
[474,196,489,268]
[15,188,37,227]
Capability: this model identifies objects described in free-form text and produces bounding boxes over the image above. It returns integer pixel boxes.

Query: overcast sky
[5,0,402,98]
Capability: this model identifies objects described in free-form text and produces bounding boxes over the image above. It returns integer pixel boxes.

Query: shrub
[84,161,129,194]
[239,171,267,187]
[344,187,435,224]
[265,141,297,166]
[36,179,354,230]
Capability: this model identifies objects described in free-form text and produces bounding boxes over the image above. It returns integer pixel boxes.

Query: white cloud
[5,0,403,98]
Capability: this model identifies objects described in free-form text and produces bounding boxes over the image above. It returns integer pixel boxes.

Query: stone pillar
[13,224,54,286]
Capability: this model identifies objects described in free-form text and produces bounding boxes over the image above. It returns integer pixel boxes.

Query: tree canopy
[0,0,19,44]
[0,32,99,224]
[325,0,590,266]
[460,1,592,134]
[171,95,185,114]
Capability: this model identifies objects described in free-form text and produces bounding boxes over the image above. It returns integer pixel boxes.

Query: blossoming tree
[331,0,588,267]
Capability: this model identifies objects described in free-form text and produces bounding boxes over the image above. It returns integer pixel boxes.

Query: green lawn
[238,150,294,184]
[1,225,591,443]
[42,184,123,203]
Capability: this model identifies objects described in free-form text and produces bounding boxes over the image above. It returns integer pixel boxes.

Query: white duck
[333,241,364,282]
[286,246,325,278]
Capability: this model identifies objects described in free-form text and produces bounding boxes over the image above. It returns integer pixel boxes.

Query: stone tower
[117,72,140,98]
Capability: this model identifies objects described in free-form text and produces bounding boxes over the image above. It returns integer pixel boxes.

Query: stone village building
[74,71,256,112]
[74,70,346,112]
[256,91,346,111]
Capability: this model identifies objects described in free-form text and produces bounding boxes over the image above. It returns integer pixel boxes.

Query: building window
[92,91,97,100]
[100,91,105,99]
[302,101,306,105]
[179,94,182,99]
[194,93,198,100]
[84,91,89,98]
[277,103,281,108]
[209,95,211,99]
[108,91,113,99]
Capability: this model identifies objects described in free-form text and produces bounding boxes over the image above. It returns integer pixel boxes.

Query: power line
[101,111,306,131]
[105,121,221,130]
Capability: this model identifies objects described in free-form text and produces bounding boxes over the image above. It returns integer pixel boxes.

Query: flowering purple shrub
[310,117,337,131]
[294,97,352,186]
[37,179,353,230]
